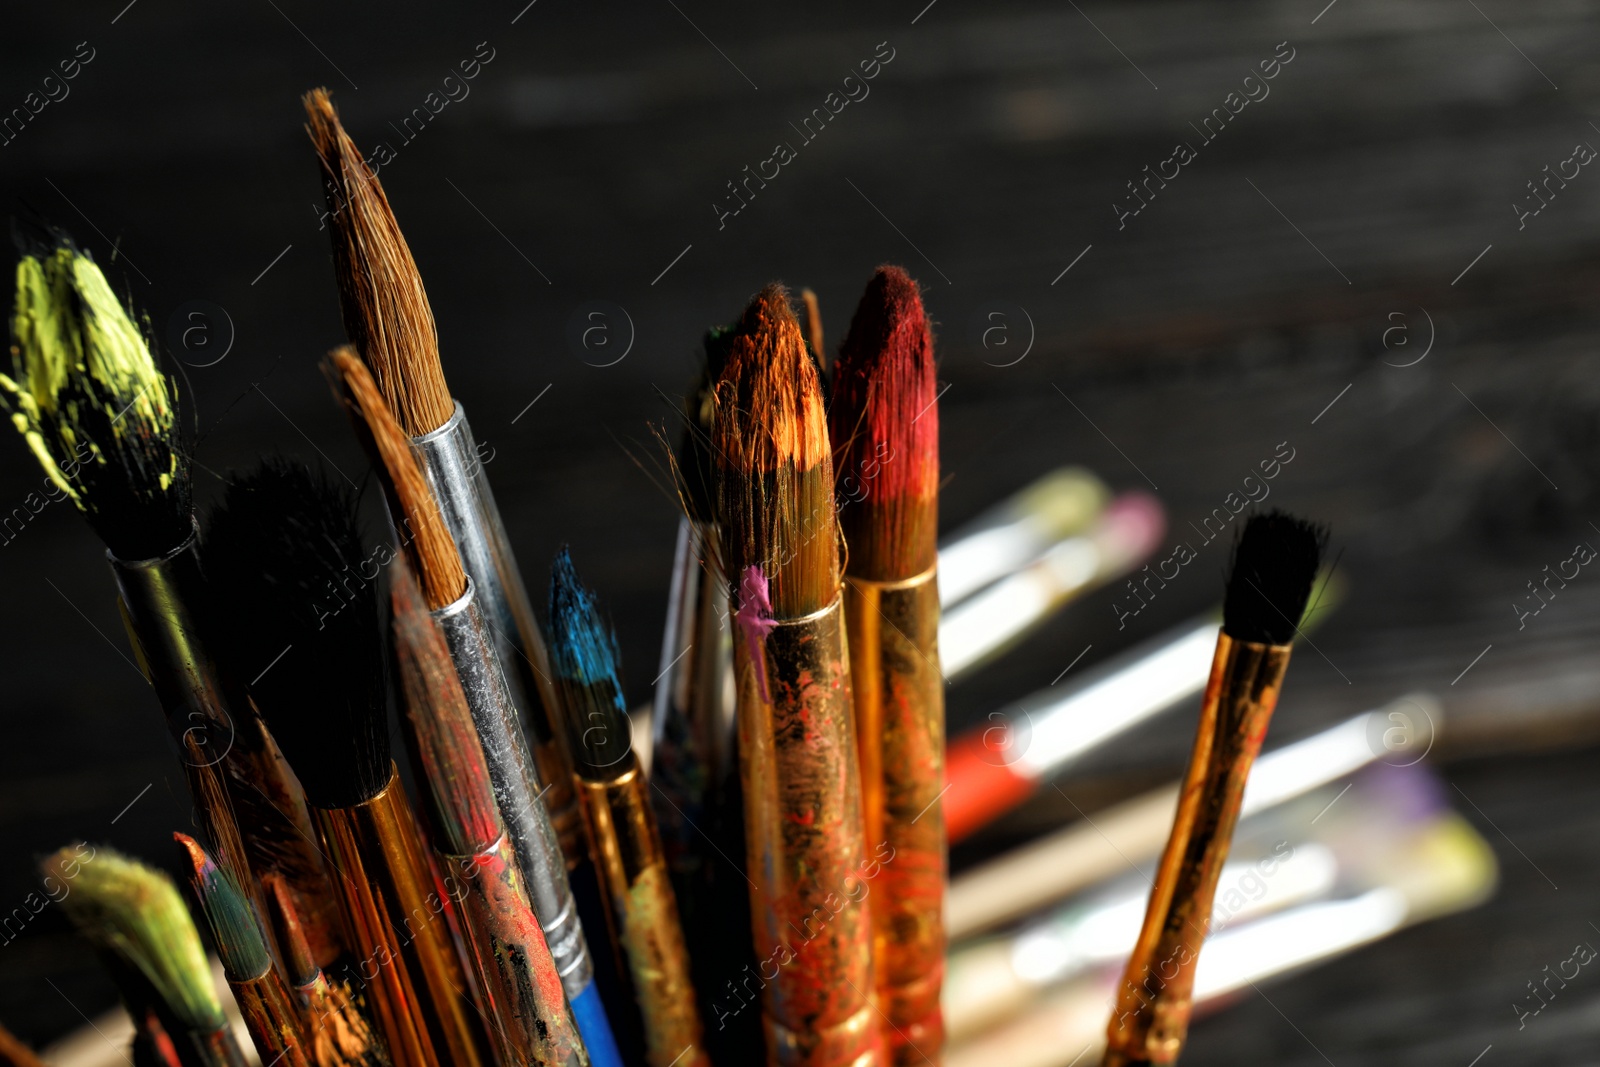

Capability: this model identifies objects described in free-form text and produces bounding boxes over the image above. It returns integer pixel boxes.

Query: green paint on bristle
[2,235,191,560]
[176,833,271,981]
[44,843,225,1031]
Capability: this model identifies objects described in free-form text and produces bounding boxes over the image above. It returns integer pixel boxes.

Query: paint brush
[261,874,388,1067]
[0,1021,47,1067]
[303,88,585,866]
[203,459,487,1067]
[1,227,338,953]
[391,554,593,1067]
[326,347,621,1067]
[1102,511,1326,1066]
[549,548,708,1067]
[711,285,880,1067]
[175,834,308,1067]
[800,289,825,366]
[830,265,945,1065]
[43,843,246,1067]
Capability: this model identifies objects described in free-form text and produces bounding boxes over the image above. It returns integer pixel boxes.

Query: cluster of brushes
[0,86,1327,1067]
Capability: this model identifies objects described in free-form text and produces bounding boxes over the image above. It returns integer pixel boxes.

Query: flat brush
[549,549,708,1067]
[712,285,880,1067]
[43,843,246,1067]
[176,834,308,1067]
[303,88,585,866]
[326,348,620,1067]
[830,265,944,1065]
[1103,511,1326,1067]
[203,459,487,1067]
[1,231,263,905]
[262,874,388,1067]
[392,556,593,1067]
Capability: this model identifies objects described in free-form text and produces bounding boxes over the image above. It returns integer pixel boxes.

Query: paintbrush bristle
[831,265,938,581]
[676,325,734,525]
[1,229,191,560]
[326,345,466,611]
[43,843,224,1032]
[1222,510,1328,645]
[204,457,391,809]
[391,553,501,855]
[303,89,453,437]
[174,833,270,982]
[711,285,838,618]
[547,547,632,773]
[800,288,825,367]
[262,873,317,987]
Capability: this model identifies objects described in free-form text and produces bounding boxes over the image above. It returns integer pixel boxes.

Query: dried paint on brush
[304,89,453,437]
[547,547,633,773]
[711,285,838,618]
[1,229,190,560]
[174,834,269,981]
[831,265,938,582]
[204,458,390,809]
[44,844,226,1035]
[326,346,466,611]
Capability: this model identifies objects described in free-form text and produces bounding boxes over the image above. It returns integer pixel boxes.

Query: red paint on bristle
[831,265,938,580]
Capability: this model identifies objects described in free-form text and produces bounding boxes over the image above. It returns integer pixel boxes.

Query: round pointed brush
[711,285,880,1067]
[830,265,945,1066]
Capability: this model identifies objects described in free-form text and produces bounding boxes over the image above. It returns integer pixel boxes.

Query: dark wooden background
[3,1,1600,1061]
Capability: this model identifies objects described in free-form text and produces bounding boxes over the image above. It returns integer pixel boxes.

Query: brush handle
[1103,635,1291,1067]
[229,970,311,1067]
[844,569,946,1066]
[433,582,595,1001]
[414,404,586,861]
[569,983,624,1067]
[737,596,883,1067]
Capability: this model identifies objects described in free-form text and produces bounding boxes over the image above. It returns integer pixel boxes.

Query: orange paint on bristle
[262,874,318,987]
[711,285,839,619]
[325,346,466,611]
[390,555,502,856]
[831,266,938,582]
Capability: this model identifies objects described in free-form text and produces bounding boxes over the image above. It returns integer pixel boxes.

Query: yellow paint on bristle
[1,245,177,505]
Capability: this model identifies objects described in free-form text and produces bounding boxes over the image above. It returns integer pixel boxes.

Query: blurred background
[2,1,1599,1063]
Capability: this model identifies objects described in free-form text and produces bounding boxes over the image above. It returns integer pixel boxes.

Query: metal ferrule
[843,567,945,1065]
[415,403,586,862]
[441,835,589,1067]
[229,969,310,1067]
[1104,634,1293,1067]
[576,764,708,1067]
[735,595,882,1067]
[315,768,488,1067]
[433,579,593,998]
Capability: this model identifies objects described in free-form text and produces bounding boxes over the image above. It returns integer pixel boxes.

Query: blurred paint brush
[391,555,592,1067]
[711,285,881,1067]
[43,844,246,1067]
[830,265,945,1064]
[1103,511,1326,1066]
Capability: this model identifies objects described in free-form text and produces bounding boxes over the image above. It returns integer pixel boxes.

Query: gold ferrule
[1104,634,1292,1066]
[442,835,588,1067]
[843,566,945,1066]
[315,769,489,1067]
[576,764,707,1067]
[230,970,311,1067]
[736,595,882,1067]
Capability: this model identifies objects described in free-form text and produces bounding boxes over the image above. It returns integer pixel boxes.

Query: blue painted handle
[572,981,625,1067]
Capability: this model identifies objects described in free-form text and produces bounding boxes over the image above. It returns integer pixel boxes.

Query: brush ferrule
[433,579,594,997]
[229,971,311,1067]
[734,595,883,1067]
[414,402,586,861]
[842,567,945,1065]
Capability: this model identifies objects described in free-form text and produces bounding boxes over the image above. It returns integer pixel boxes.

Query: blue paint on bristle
[548,546,624,695]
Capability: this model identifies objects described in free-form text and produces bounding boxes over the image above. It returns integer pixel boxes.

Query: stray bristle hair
[831,265,938,580]
[204,457,391,808]
[262,874,318,987]
[326,346,466,610]
[711,285,838,617]
[548,547,633,772]
[391,554,502,854]
[303,89,453,436]
[2,229,191,560]
[1222,511,1328,645]
[44,843,224,1031]
[174,833,270,982]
